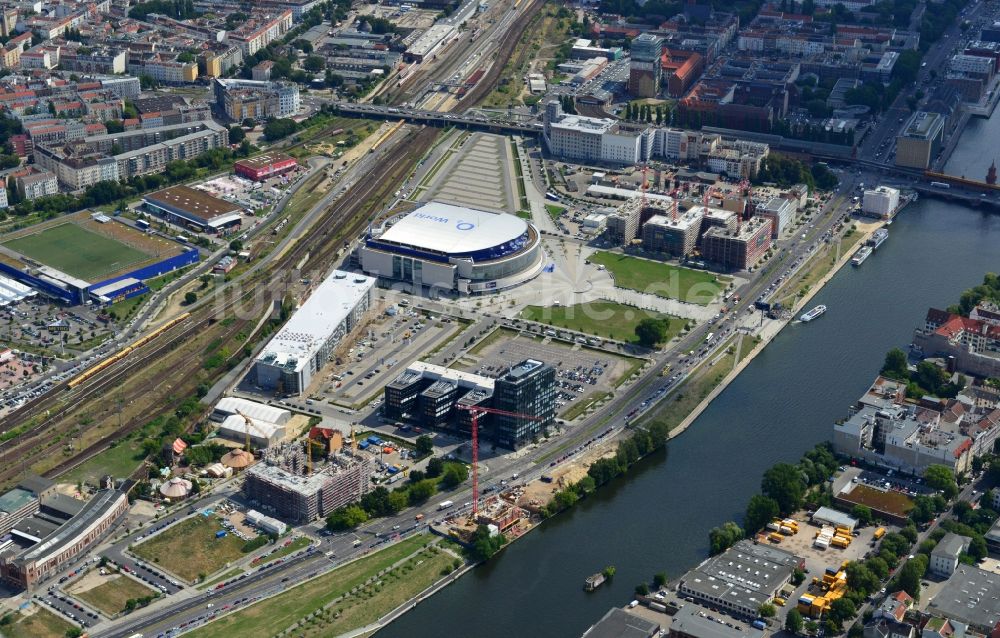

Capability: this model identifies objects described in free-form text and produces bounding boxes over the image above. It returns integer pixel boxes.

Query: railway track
[0,127,438,488]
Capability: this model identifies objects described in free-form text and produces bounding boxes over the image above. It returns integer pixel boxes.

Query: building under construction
[242,441,373,524]
[641,207,704,258]
[606,196,674,246]
[700,216,773,272]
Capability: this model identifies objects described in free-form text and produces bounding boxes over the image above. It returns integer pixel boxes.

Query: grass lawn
[3,223,150,282]
[184,535,443,638]
[1,607,76,638]
[60,438,145,486]
[131,515,248,582]
[773,227,864,308]
[588,251,727,305]
[640,334,755,432]
[467,327,519,356]
[516,210,532,220]
[520,300,683,345]
[545,204,565,220]
[76,573,158,616]
[561,391,611,421]
[255,537,313,567]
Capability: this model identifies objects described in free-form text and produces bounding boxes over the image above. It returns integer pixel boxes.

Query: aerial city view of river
[376,122,1000,637]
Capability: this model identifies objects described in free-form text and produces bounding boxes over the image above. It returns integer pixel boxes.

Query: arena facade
[359,202,544,295]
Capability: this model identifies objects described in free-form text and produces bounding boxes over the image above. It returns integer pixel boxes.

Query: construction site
[241,436,374,525]
[433,494,533,546]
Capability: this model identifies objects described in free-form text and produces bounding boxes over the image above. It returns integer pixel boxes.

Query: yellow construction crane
[234,409,254,453]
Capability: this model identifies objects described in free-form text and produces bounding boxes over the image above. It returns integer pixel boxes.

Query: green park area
[588,251,727,305]
[0,607,76,638]
[185,535,456,638]
[131,514,248,582]
[76,573,158,616]
[520,300,683,345]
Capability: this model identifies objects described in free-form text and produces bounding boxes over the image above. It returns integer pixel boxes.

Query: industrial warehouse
[142,185,244,234]
[233,152,299,182]
[359,201,545,295]
[253,270,376,395]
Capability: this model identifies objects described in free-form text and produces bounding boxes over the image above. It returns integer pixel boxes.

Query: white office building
[543,101,652,165]
[862,185,901,218]
[253,270,375,395]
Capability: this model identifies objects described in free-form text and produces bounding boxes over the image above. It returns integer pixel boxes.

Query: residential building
[929,533,971,577]
[913,305,1000,378]
[12,167,57,200]
[214,78,300,121]
[641,208,704,258]
[227,10,294,55]
[896,111,944,170]
[700,216,773,271]
[126,56,198,84]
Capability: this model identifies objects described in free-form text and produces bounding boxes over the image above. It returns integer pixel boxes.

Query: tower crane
[234,409,255,453]
[454,404,541,517]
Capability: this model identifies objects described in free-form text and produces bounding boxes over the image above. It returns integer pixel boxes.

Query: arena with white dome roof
[360,201,544,294]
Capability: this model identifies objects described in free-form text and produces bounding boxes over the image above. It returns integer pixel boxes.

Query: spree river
[377,155,1000,638]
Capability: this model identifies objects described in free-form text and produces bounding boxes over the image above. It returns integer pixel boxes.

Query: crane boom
[454,404,541,516]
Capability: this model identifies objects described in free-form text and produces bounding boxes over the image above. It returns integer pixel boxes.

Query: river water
[377,142,1000,638]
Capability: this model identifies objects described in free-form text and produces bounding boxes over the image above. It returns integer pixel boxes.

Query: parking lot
[0,297,114,357]
[453,328,637,416]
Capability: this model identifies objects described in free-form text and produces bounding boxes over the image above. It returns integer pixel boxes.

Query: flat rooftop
[0,488,37,514]
[235,152,297,170]
[144,185,242,225]
[926,565,1000,630]
[581,607,660,638]
[255,270,375,374]
[14,488,127,566]
[901,111,943,140]
[646,208,703,231]
[668,605,766,638]
[405,360,494,391]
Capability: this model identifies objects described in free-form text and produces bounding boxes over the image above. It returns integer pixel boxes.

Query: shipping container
[767,532,783,543]
[780,525,795,535]
[767,522,782,532]
[873,527,886,540]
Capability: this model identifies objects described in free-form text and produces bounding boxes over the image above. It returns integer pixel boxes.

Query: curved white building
[360,202,544,295]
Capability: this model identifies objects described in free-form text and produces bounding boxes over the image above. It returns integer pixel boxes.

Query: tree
[653,572,667,588]
[426,456,444,478]
[66,628,84,638]
[759,602,777,618]
[968,535,988,561]
[851,504,874,526]
[440,462,469,489]
[924,465,959,499]
[408,478,436,505]
[892,554,927,600]
[635,582,650,596]
[845,562,880,595]
[635,317,670,347]
[828,598,857,627]
[229,239,243,251]
[708,521,744,555]
[303,55,325,73]
[786,608,804,634]
[184,291,197,305]
[263,118,298,142]
[228,126,246,144]
[469,524,505,561]
[326,504,368,531]
[761,463,806,514]
[242,118,256,129]
[744,494,781,534]
[415,435,434,457]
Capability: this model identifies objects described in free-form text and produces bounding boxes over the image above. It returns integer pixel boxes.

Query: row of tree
[880,348,966,399]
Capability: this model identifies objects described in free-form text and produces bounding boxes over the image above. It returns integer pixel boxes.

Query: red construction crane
[454,405,541,517]
[640,164,649,212]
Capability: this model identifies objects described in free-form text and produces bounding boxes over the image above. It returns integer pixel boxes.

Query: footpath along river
[377,166,1000,638]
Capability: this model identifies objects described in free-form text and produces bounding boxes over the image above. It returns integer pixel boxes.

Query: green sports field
[2,223,151,282]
